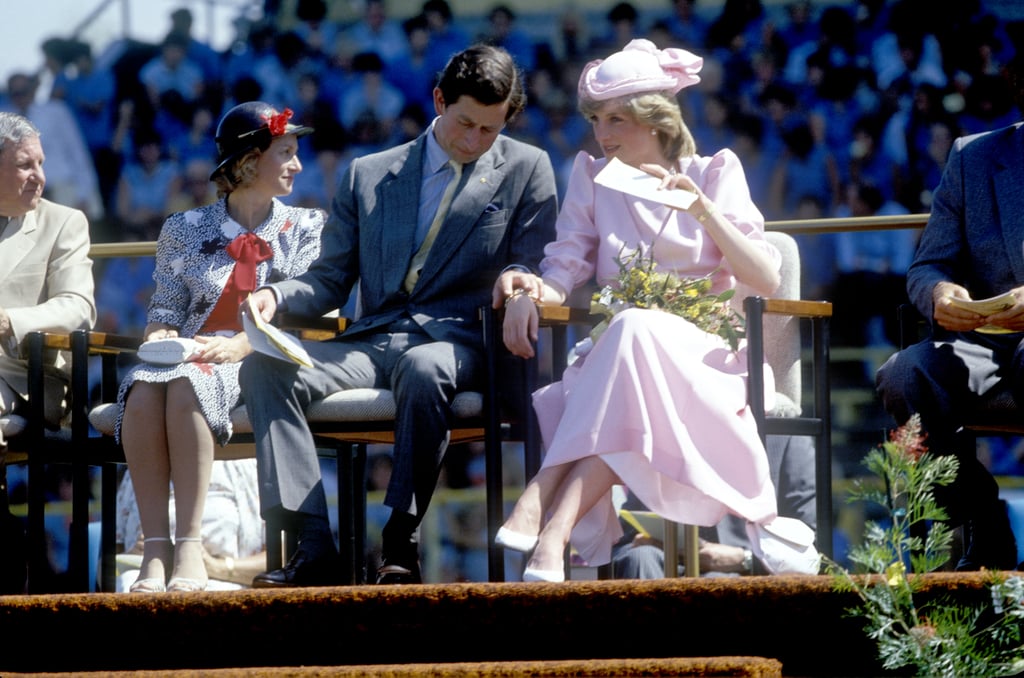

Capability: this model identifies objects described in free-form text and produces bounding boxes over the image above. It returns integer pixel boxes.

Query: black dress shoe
[252,547,342,588]
[375,557,422,585]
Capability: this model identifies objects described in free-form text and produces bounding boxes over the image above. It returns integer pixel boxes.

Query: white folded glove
[746,517,821,575]
[137,337,201,365]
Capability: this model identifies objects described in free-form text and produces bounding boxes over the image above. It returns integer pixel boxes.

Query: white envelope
[594,157,699,210]
[243,295,313,368]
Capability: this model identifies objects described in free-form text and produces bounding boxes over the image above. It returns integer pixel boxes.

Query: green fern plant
[826,414,1024,677]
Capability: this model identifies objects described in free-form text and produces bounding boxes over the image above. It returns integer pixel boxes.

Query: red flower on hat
[263,108,294,136]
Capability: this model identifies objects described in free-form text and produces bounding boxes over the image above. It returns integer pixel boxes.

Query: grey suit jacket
[0,198,96,422]
[277,131,558,349]
[907,122,1024,327]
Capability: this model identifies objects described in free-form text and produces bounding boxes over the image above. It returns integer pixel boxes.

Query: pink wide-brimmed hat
[579,39,703,101]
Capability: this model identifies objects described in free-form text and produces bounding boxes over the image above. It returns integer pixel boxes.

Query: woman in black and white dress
[116,102,324,592]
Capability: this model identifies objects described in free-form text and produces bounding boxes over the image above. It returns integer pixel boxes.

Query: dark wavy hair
[436,44,526,121]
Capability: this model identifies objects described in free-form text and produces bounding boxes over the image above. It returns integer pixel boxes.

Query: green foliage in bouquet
[827,414,1024,677]
[589,244,745,350]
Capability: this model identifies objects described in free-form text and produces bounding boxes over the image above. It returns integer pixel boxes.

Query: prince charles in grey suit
[240,45,557,586]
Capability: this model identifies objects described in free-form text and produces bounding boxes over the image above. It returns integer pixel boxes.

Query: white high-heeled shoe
[495,527,539,553]
[522,566,565,583]
[746,517,821,575]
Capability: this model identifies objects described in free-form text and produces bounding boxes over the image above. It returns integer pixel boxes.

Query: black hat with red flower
[210,101,313,180]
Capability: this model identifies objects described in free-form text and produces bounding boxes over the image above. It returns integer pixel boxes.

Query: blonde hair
[578,91,696,161]
[213,148,262,197]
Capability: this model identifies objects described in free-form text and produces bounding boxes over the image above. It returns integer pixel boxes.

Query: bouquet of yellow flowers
[589,244,745,351]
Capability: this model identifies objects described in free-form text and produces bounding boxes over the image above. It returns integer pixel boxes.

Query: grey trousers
[239,318,483,527]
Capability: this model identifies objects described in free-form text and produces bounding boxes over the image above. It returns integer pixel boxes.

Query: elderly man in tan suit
[0,111,96,442]
[0,112,96,578]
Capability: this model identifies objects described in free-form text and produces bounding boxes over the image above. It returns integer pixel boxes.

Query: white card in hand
[594,157,698,210]
[243,295,314,368]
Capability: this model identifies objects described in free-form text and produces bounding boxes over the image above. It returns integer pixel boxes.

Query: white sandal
[129,537,171,593]
[167,537,207,592]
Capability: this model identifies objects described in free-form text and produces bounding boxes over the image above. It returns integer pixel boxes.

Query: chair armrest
[28,330,144,355]
[744,294,832,423]
[536,305,599,326]
[760,298,833,319]
[16,330,81,357]
[536,298,831,327]
[65,317,350,354]
[478,304,597,326]
[276,313,350,341]
[83,331,144,354]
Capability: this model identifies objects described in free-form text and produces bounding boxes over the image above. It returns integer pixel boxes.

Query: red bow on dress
[201,231,274,333]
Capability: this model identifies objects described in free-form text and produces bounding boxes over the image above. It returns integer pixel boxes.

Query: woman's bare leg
[164,378,215,587]
[121,382,172,586]
[526,456,620,573]
[500,462,574,539]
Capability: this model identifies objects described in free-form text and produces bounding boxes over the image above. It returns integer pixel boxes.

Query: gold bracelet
[697,206,718,223]
[504,288,530,308]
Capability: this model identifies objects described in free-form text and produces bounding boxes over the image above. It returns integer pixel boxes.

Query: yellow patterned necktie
[404,160,463,293]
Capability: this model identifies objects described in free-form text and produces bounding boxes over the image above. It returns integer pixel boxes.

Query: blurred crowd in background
[5,0,1024,584]
[2,0,1021,336]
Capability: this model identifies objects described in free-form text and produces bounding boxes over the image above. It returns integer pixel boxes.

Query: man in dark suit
[875,63,1024,571]
[240,44,558,586]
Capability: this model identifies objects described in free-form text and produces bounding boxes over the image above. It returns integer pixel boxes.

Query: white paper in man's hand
[947,292,1019,334]
[243,295,314,367]
[594,157,699,210]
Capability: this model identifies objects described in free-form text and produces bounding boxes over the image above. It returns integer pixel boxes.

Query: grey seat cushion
[89,389,485,438]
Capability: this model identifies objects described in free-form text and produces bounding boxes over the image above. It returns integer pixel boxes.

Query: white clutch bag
[137,337,201,365]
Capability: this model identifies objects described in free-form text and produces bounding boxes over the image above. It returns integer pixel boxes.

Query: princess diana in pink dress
[493,40,819,581]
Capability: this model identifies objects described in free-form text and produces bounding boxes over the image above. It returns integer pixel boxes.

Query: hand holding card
[948,292,1018,334]
[243,294,314,367]
[594,157,698,210]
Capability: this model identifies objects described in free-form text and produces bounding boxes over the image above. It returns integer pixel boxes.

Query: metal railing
[89,213,931,259]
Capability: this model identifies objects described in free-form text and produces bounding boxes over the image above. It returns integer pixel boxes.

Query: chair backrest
[735,230,801,416]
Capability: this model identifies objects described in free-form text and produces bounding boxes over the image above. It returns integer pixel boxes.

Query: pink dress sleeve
[538,152,602,296]
[693,148,781,281]
[541,148,780,297]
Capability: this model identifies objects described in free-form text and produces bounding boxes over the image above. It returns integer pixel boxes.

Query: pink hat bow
[579,39,703,101]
